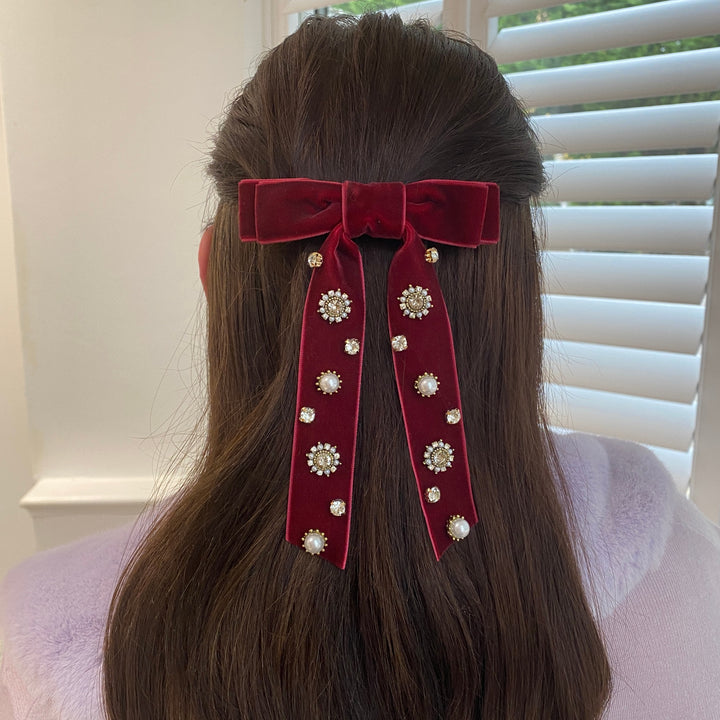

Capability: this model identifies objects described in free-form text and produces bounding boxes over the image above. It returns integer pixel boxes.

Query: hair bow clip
[239,178,500,568]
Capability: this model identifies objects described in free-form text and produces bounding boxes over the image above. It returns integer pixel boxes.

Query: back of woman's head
[104,13,611,720]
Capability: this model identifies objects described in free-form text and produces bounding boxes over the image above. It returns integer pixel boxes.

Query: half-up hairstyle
[103,13,611,719]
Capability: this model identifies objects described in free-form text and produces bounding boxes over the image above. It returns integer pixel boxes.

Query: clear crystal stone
[445,408,461,424]
[329,499,346,516]
[425,486,441,503]
[391,334,407,352]
[299,406,315,423]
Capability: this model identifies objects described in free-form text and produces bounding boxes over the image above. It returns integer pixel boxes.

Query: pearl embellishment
[316,370,341,394]
[415,372,439,397]
[302,530,327,554]
[447,515,470,541]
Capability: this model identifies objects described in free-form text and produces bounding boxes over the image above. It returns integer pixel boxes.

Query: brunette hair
[103,13,611,719]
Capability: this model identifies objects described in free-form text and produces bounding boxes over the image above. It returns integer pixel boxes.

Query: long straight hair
[103,13,611,719]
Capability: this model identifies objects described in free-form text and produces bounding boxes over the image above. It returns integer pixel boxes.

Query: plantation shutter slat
[544,155,717,203]
[543,253,709,304]
[534,101,720,155]
[491,0,720,64]
[544,339,701,403]
[544,384,696,451]
[543,206,713,254]
[508,47,720,109]
[543,296,704,355]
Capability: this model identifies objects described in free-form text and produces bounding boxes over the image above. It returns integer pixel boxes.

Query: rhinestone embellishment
[425,486,441,503]
[415,372,439,397]
[307,252,323,268]
[447,515,470,541]
[307,442,341,476]
[399,285,432,319]
[425,247,439,264]
[318,289,351,323]
[445,408,461,425]
[391,334,408,352]
[299,406,316,423]
[344,338,360,355]
[424,440,454,474]
[302,529,327,554]
[316,370,341,394]
[329,499,346,516]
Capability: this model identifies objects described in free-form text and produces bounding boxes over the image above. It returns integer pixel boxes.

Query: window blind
[493,0,720,490]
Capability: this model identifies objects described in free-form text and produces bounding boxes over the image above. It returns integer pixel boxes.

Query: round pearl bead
[448,517,470,540]
[416,374,438,397]
[303,532,326,554]
[318,372,340,394]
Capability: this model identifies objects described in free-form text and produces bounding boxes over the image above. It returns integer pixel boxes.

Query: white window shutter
[448,0,720,506]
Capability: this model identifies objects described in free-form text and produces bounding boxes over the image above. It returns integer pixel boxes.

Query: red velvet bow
[239,178,500,568]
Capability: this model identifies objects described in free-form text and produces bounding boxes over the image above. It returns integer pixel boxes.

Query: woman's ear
[199,225,213,295]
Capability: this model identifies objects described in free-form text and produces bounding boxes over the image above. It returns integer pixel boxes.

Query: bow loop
[405,180,500,246]
[342,181,406,239]
[239,178,342,243]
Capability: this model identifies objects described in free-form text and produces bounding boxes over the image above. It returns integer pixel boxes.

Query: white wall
[0,0,268,570]
[0,64,35,581]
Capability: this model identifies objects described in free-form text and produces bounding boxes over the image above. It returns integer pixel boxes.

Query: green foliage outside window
[498,0,720,113]
[331,0,422,15]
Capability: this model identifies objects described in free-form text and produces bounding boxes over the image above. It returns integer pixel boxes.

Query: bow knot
[342,181,406,239]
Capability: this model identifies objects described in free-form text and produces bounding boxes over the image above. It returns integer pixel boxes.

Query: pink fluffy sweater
[1,432,719,718]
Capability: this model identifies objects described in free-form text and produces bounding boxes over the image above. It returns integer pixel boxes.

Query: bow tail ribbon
[286,225,366,569]
[287,223,478,568]
[387,225,478,560]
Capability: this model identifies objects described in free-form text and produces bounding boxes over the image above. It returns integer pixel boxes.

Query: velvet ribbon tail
[285,225,366,569]
[387,225,478,559]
